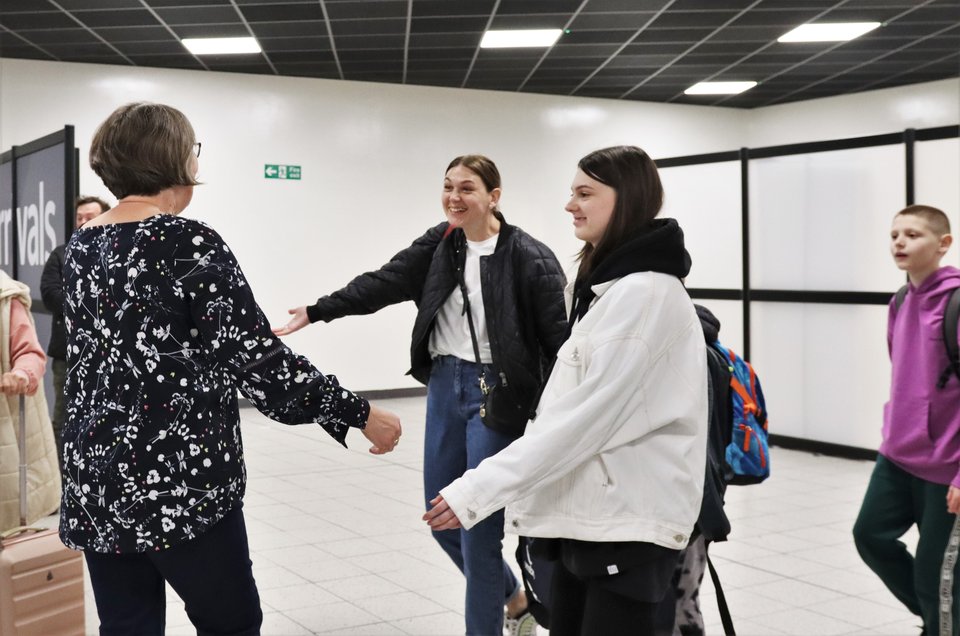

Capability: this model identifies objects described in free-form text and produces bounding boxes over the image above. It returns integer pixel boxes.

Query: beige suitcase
[0,396,84,636]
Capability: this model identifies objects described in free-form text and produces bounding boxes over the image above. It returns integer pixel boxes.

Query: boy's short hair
[896,204,951,236]
[90,102,199,199]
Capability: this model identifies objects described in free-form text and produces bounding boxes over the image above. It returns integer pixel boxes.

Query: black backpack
[893,285,960,389]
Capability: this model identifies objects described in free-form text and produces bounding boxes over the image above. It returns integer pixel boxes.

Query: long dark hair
[576,145,663,282]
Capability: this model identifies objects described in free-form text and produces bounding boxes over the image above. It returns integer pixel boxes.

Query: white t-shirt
[429,233,499,363]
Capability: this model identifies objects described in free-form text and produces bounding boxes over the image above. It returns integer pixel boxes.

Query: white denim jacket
[440,271,708,550]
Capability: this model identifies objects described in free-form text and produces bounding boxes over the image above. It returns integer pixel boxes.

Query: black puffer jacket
[307,215,568,424]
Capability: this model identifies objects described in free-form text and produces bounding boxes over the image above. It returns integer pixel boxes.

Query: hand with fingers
[0,371,31,395]
[423,495,463,531]
[948,486,960,515]
[272,306,310,337]
[362,404,402,454]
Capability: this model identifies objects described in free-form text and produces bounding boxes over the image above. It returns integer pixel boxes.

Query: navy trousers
[84,505,262,636]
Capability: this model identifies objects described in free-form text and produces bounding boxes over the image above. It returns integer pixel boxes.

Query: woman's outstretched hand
[423,495,462,530]
[272,306,309,336]
[362,404,402,455]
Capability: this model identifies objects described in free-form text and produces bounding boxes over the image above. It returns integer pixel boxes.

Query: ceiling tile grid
[0,0,956,107]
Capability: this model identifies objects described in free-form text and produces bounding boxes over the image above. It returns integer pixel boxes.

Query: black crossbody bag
[457,268,529,437]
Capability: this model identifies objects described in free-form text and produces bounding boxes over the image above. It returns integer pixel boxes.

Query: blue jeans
[425,355,521,636]
[84,505,262,636]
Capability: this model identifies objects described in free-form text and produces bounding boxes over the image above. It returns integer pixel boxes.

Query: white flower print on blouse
[59,214,369,553]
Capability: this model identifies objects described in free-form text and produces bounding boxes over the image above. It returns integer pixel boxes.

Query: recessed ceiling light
[777,22,881,43]
[684,81,758,95]
[480,29,562,48]
[182,37,262,55]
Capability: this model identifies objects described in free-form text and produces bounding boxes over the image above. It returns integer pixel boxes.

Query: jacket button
[674,534,685,543]
[468,510,477,520]
[512,520,519,528]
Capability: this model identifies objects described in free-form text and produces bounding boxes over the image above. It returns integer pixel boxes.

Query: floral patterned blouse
[59,214,369,553]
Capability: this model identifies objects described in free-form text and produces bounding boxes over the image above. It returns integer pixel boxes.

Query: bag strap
[457,259,489,396]
[938,287,960,389]
[894,284,908,311]
[18,393,26,527]
[707,553,736,636]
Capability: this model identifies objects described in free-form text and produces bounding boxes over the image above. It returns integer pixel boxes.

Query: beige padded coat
[0,270,59,531]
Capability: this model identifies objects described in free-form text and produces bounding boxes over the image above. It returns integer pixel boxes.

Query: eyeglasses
[193,142,202,158]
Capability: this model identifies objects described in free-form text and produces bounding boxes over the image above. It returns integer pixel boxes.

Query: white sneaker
[504,610,538,636]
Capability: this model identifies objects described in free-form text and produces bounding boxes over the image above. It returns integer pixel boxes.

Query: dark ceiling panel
[43,41,126,57]
[23,28,99,45]
[259,36,330,52]
[329,18,406,36]
[153,7,240,26]
[0,0,952,109]
[335,34,406,49]
[68,9,161,29]
[0,12,80,30]
[96,25,176,42]
[146,0,232,6]
[1,0,54,12]
[498,0,585,13]
[650,10,744,29]
[239,4,324,23]
[112,40,185,56]
[53,0,144,9]
[247,21,326,38]
[174,23,250,38]
[584,0,672,10]
[412,0,494,17]
[410,16,490,34]
[489,14,568,29]
[326,1,409,20]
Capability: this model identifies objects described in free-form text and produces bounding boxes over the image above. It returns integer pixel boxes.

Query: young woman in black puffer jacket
[274,154,567,636]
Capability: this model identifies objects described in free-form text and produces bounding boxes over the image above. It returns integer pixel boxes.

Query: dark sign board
[0,128,77,418]
[0,127,76,303]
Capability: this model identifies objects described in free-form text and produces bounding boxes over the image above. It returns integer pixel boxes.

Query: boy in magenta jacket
[854,204,960,634]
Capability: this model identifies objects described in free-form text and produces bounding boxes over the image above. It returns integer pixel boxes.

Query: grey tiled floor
[47,396,920,635]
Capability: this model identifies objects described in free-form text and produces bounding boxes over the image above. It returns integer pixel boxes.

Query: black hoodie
[568,218,692,335]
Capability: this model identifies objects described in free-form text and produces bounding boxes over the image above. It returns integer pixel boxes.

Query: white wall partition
[915,138,960,247]
[748,145,907,292]
[659,161,742,291]
[751,302,890,449]
[746,78,960,147]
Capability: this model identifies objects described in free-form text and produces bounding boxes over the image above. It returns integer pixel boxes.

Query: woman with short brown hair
[62,102,401,635]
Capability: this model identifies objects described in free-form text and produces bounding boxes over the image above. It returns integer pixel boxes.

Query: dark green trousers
[853,455,960,634]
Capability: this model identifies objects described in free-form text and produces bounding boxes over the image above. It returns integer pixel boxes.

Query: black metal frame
[0,126,77,312]
[656,124,960,360]
[656,124,960,459]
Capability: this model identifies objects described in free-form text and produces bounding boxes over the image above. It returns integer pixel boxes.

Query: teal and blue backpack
[711,342,770,485]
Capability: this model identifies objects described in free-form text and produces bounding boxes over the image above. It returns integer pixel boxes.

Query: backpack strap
[937,287,960,389]
[707,553,736,636]
[894,284,908,311]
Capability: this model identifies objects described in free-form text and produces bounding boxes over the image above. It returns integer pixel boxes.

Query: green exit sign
[264,164,301,180]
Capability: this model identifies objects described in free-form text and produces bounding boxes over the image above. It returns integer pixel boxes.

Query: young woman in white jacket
[424,145,708,635]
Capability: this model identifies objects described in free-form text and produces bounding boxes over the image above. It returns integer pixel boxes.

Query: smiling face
[565,168,617,247]
[442,164,500,240]
[890,213,951,285]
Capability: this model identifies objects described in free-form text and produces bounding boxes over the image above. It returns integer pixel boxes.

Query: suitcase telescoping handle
[18,394,26,527]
